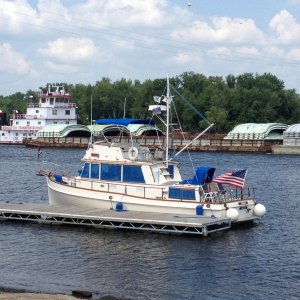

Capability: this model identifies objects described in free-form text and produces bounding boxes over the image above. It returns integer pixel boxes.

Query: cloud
[288,0,300,5]
[0,43,29,73]
[263,46,285,57]
[171,17,265,46]
[286,48,300,61]
[44,61,78,74]
[206,46,231,58]
[0,0,38,35]
[39,37,97,62]
[234,46,259,56]
[171,51,203,66]
[269,10,300,44]
[71,0,174,28]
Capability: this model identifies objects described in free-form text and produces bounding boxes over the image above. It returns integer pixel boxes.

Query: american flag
[212,169,248,188]
[151,106,161,115]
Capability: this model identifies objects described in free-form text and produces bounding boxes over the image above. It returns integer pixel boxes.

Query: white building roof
[37,124,90,137]
[225,123,288,140]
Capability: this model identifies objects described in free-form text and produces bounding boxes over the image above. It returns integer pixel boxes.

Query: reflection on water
[0,145,299,299]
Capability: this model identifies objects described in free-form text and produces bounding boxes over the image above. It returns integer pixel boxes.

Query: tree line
[0,71,299,133]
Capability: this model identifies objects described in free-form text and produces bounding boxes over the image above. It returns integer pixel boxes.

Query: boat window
[168,187,196,200]
[101,164,121,181]
[182,189,196,200]
[123,165,145,183]
[168,165,174,179]
[81,163,90,178]
[169,187,182,199]
[91,163,99,179]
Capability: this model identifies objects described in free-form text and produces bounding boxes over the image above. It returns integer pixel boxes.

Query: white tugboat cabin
[0,84,78,144]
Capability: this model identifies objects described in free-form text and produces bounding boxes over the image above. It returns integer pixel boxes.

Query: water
[0,145,299,299]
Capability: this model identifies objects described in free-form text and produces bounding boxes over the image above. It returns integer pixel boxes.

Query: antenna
[88,94,93,147]
[166,74,170,167]
[91,94,93,126]
[123,97,127,118]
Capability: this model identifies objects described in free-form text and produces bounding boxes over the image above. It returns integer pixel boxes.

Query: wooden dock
[0,203,231,236]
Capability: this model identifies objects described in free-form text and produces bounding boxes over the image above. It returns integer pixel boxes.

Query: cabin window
[65,110,70,115]
[168,187,196,200]
[123,165,145,183]
[101,164,121,181]
[52,110,57,115]
[36,110,39,113]
[81,163,90,178]
[182,189,196,200]
[168,165,174,179]
[91,163,99,179]
[169,187,182,199]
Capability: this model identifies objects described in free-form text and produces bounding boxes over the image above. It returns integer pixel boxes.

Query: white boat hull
[47,177,258,223]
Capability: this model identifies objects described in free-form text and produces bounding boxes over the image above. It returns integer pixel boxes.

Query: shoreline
[0,292,77,299]
[0,288,122,300]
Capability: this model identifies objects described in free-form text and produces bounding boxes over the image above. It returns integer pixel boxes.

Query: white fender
[128,147,138,160]
[253,203,267,217]
[226,208,239,222]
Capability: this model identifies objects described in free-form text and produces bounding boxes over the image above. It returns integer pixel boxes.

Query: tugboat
[0,84,78,144]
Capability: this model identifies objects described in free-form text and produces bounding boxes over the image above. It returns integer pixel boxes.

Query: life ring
[128,147,138,160]
[206,204,210,208]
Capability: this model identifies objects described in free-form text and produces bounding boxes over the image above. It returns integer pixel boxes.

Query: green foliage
[1,72,300,132]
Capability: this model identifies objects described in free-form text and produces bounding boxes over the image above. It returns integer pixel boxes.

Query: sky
[1,0,300,95]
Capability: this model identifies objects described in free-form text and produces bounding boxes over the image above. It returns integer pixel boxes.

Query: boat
[44,76,266,224]
[0,84,78,144]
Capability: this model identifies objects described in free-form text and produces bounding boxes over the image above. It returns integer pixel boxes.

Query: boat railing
[27,102,76,108]
[199,186,255,203]
[63,176,255,203]
[68,177,167,199]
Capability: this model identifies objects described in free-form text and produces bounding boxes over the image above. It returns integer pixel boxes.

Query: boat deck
[0,203,231,236]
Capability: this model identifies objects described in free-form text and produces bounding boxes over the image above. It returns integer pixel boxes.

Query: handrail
[65,175,255,203]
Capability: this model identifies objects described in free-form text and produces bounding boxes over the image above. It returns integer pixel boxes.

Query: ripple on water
[0,146,299,299]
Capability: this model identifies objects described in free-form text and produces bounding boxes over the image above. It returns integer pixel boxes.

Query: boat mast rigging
[166,74,171,167]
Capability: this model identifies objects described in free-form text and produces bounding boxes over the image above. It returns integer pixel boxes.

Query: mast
[166,74,170,166]
[89,94,93,146]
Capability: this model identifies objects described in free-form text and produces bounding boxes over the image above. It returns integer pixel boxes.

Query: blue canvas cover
[95,118,155,126]
[179,167,215,185]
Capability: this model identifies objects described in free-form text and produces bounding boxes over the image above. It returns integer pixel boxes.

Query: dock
[0,203,231,236]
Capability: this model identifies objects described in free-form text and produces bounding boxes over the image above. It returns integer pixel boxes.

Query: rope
[170,83,210,125]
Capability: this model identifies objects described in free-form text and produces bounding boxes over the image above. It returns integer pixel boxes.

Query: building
[224,123,288,140]
[0,84,78,144]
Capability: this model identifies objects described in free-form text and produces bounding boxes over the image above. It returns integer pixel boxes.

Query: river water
[0,145,299,299]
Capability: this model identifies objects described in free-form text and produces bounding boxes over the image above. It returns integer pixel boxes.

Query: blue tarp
[95,118,155,126]
[179,166,215,185]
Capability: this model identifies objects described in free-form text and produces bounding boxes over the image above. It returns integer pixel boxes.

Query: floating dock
[0,203,231,236]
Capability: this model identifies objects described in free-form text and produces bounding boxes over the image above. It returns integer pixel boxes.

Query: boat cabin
[80,142,182,185]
